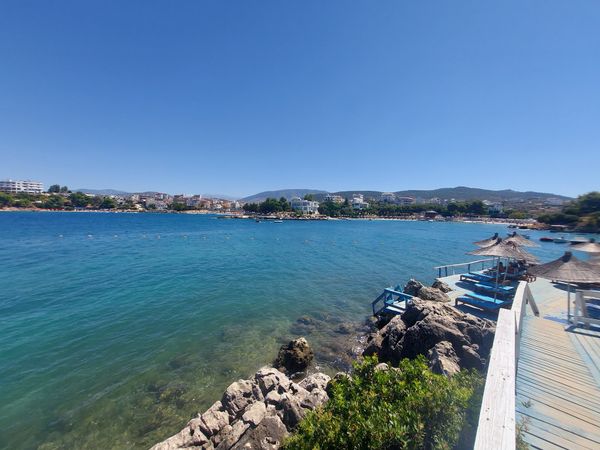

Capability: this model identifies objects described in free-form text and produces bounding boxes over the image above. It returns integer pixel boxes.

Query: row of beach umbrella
[469,231,600,319]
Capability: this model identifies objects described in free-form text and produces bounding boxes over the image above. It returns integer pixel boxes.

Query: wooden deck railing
[473,281,538,450]
[433,258,496,278]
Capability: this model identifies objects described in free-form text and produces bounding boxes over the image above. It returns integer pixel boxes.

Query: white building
[396,196,415,206]
[488,202,504,215]
[351,194,369,210]
[0,179,44,194]
[290,197,320,214]
[324,194,344,204]
[380,192,396,203]
[545,197,565,207]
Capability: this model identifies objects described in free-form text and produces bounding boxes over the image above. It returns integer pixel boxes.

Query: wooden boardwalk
[516,280,600,449]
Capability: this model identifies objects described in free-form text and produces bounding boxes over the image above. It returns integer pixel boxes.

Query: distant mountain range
[76,186,572,203]
[241,186,572,203]
[76,188,237,200]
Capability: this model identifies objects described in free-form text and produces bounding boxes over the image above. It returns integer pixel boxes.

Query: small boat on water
[570,236,589,245]
[553,236,568,244]
[273,220,283,223]
[540,237,554,242]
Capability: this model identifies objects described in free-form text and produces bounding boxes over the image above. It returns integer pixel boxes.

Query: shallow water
[0,212,579,449]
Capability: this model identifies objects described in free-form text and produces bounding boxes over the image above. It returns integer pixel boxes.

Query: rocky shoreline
[151,280,496,450]
[151,339,331,450]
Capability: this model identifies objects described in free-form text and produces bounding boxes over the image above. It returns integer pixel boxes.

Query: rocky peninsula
[151,281,496,450]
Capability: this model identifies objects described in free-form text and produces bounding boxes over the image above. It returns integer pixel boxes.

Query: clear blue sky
[1,1,598,198]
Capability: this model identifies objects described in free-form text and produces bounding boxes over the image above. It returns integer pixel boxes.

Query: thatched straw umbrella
[505,231,539,247]
[468,239,539,298]
[528,251,600,320]
[473,233,500,248]
[469,239,538,264]
[571,239,600,266]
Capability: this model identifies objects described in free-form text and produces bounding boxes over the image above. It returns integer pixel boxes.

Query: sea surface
[0,212,585,449]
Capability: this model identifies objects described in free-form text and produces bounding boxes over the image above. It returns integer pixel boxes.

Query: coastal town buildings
[0,179,44,194]
[380,192,396,203]
[290,197,320,214]
[324,194,344,203]
[396,196,416,206]
[351,194,369,210]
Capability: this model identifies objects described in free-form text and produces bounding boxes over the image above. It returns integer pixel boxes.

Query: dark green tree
[43,195,65,209]
[99,197,116,209]
[69,192,90,208]
[48,184,61,193]
[0,192,13,207]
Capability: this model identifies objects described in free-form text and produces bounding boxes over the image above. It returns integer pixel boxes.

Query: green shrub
[283,356,483,450]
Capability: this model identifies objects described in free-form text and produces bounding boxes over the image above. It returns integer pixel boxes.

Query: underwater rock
[273,338,314,374]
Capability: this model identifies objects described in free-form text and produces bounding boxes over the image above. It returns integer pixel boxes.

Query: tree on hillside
[69,192,89,208]
[0,192,13,207]
[99,197,116,209]
[43,195,65,209]
[60,186,69,193]
[303,194,315,201]
[48,184,61,193]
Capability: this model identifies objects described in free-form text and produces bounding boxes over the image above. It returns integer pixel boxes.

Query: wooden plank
[474,308,516,450]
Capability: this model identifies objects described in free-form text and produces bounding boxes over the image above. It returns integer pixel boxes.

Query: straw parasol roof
[570,239,600,254]
[505,231,539,247]
[473,233,500,247]
[468,238,538,263]
[528,251,600,283]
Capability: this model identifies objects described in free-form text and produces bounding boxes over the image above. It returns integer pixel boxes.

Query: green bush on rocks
[283,356,483,450]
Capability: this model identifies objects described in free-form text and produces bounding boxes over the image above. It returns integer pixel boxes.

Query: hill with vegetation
[537,192,600,232]
[240,189,327,204]
[318,186,571,202]
[241,186,570,203]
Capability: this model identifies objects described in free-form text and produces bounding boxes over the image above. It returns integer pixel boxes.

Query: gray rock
[264,390,281,406]
[459,344,486,371]
[254,367,291,396]
[298,373,331,392]
[403,278,424,296]
[214,420,250,450]
[149,428,195,450]
[273,337,314,374]
[242,402,267,426]
[199,401,230,437]
[417,286,451,303]
[362,331,384,357]
[363,299,495,372]
[374,362,389,372]
[233,415,289,450]
[278,393,307,430]
[299,388,329,410]
[432,279,452,293]
[222,380,264,420]
[428,341,461,376]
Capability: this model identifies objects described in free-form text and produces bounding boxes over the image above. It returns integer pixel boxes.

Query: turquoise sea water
[0,212,582,449]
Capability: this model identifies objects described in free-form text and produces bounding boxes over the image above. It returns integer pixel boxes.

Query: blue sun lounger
[460,272,496,283]
[472,282,515,296]
[455,293,512,311]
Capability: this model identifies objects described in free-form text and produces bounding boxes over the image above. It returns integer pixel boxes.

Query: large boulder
[417,286,451,303]
[199,401,230,437]
[221,380,264,420]
[234,415,289,449]
[403,279,424,296]
[363,299,495,373]
[273,338,314,374]
[428,341,461,376]
[432,280,452,293]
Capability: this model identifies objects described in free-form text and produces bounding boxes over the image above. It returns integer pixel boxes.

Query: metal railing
[434,258,497,278]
